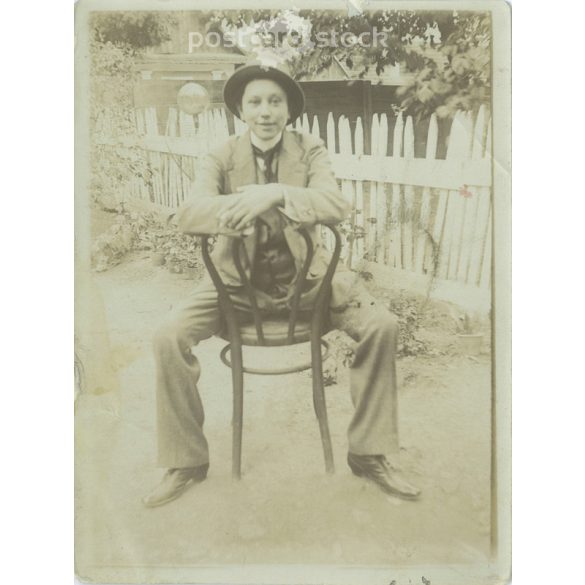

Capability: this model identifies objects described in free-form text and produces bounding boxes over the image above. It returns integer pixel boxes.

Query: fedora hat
[223,61,305,125]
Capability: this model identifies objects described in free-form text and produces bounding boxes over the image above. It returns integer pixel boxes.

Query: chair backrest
[200,224,342,346]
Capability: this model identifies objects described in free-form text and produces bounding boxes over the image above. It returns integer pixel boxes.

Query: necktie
[249,137,293,299]
[251,140,282,184]
[252,140,282,240]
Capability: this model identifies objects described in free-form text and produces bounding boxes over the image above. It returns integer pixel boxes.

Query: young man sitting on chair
[143,61,421,507]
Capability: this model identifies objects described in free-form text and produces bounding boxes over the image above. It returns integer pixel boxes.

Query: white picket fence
[95,105,492,312]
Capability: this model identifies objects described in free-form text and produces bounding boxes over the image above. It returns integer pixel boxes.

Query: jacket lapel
[227,130,307,189]
[227,130,257,191]
[226,131,257,267]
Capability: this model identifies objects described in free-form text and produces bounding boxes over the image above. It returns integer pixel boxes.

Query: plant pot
[151,252,166,267]
[456,333,484,355]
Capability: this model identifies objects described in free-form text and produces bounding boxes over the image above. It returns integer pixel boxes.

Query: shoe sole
[348,459,420,501]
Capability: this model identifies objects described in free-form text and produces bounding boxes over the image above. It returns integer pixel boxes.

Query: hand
[217,184,284,232]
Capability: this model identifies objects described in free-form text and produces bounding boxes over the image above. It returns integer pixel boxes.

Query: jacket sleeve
[174,150,252,237]
[278,137,351,227]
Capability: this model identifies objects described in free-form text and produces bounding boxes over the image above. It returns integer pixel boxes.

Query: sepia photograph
[74,1,511,583]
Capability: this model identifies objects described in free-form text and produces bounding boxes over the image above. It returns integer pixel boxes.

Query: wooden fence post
[234,115,247,136]
[326,112,336,153]
[402,115,415,271]
[388,112,403,269]
[146,107,164,206]
[438,111,464,279]
[311,115,320,139]
[368,113,379,259]
[353,117,364,263]
[479,124,493,288]
[338,115,355,261]
[301,113,310,135]
[375,113,389,263]
[458,105,485,283]
[416,113,438,275]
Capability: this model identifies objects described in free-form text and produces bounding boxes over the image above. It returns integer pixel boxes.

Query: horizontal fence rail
[94,104,492,312]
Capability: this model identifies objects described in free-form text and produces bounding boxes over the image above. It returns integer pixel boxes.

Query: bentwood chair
[200,224,342,479]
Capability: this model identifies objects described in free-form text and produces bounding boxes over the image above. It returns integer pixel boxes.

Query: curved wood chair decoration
[199,225,342,479]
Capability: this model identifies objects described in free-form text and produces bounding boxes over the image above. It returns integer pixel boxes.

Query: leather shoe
[347,453,421,500]
[142,464,209,508]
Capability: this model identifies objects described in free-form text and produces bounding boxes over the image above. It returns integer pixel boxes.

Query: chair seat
[219,317,312,346]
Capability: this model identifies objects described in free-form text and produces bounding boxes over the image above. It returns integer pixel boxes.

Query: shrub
[91,208,203,277]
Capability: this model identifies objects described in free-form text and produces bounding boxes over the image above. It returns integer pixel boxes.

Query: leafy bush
[316,287,428,387]
[149,228,204,274]
[360,280,429,357]
[91,216,136,272]
[91,208,203,277]
[387,292,429,356]
[89,12,175,212]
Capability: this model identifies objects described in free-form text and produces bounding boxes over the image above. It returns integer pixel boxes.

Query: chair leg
[230,341,244,480]
[310,330,335,474]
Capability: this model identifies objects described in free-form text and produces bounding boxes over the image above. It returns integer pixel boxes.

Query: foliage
[89,13,174,210]
[357,279,429,357]
[319,284,429,387]
[320,330,356,386]
[90,143,153,211]
[91,212,138,272]
[90,40,136,123]
[91,12,175,49]
[147,226,204,274]
[89,12,174,127]
[91,208,203,277]
[89,43,140,208]
[203,9,490,120]
[396,12,491,119]
[386,291,429,356]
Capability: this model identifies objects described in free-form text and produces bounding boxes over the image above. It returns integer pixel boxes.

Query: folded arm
[175,153,250,236]
[175,136,351,236]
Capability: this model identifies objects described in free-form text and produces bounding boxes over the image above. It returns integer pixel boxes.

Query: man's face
[238,79,290,141]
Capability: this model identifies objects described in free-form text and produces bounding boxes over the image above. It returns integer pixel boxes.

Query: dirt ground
[75,250,493,576]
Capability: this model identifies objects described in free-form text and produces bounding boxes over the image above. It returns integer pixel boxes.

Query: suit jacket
[176,130,351,296]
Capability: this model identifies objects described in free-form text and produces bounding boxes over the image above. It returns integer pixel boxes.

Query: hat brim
[223,64,305,125]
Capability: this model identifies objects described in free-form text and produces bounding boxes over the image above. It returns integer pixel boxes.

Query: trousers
[153,273,401,468]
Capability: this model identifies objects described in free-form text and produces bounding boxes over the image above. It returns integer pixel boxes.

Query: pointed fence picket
[388,113,404,269]
[367,113,379,260]
[402,116,416,272]
[325,107,491,311]
[376,113,389,264]
[337,116,354,261]
[352,117,365,263]
[96,103,492,311]
[415,113,438,276]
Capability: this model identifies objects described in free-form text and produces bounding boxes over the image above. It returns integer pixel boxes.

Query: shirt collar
[250,130,283,153]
